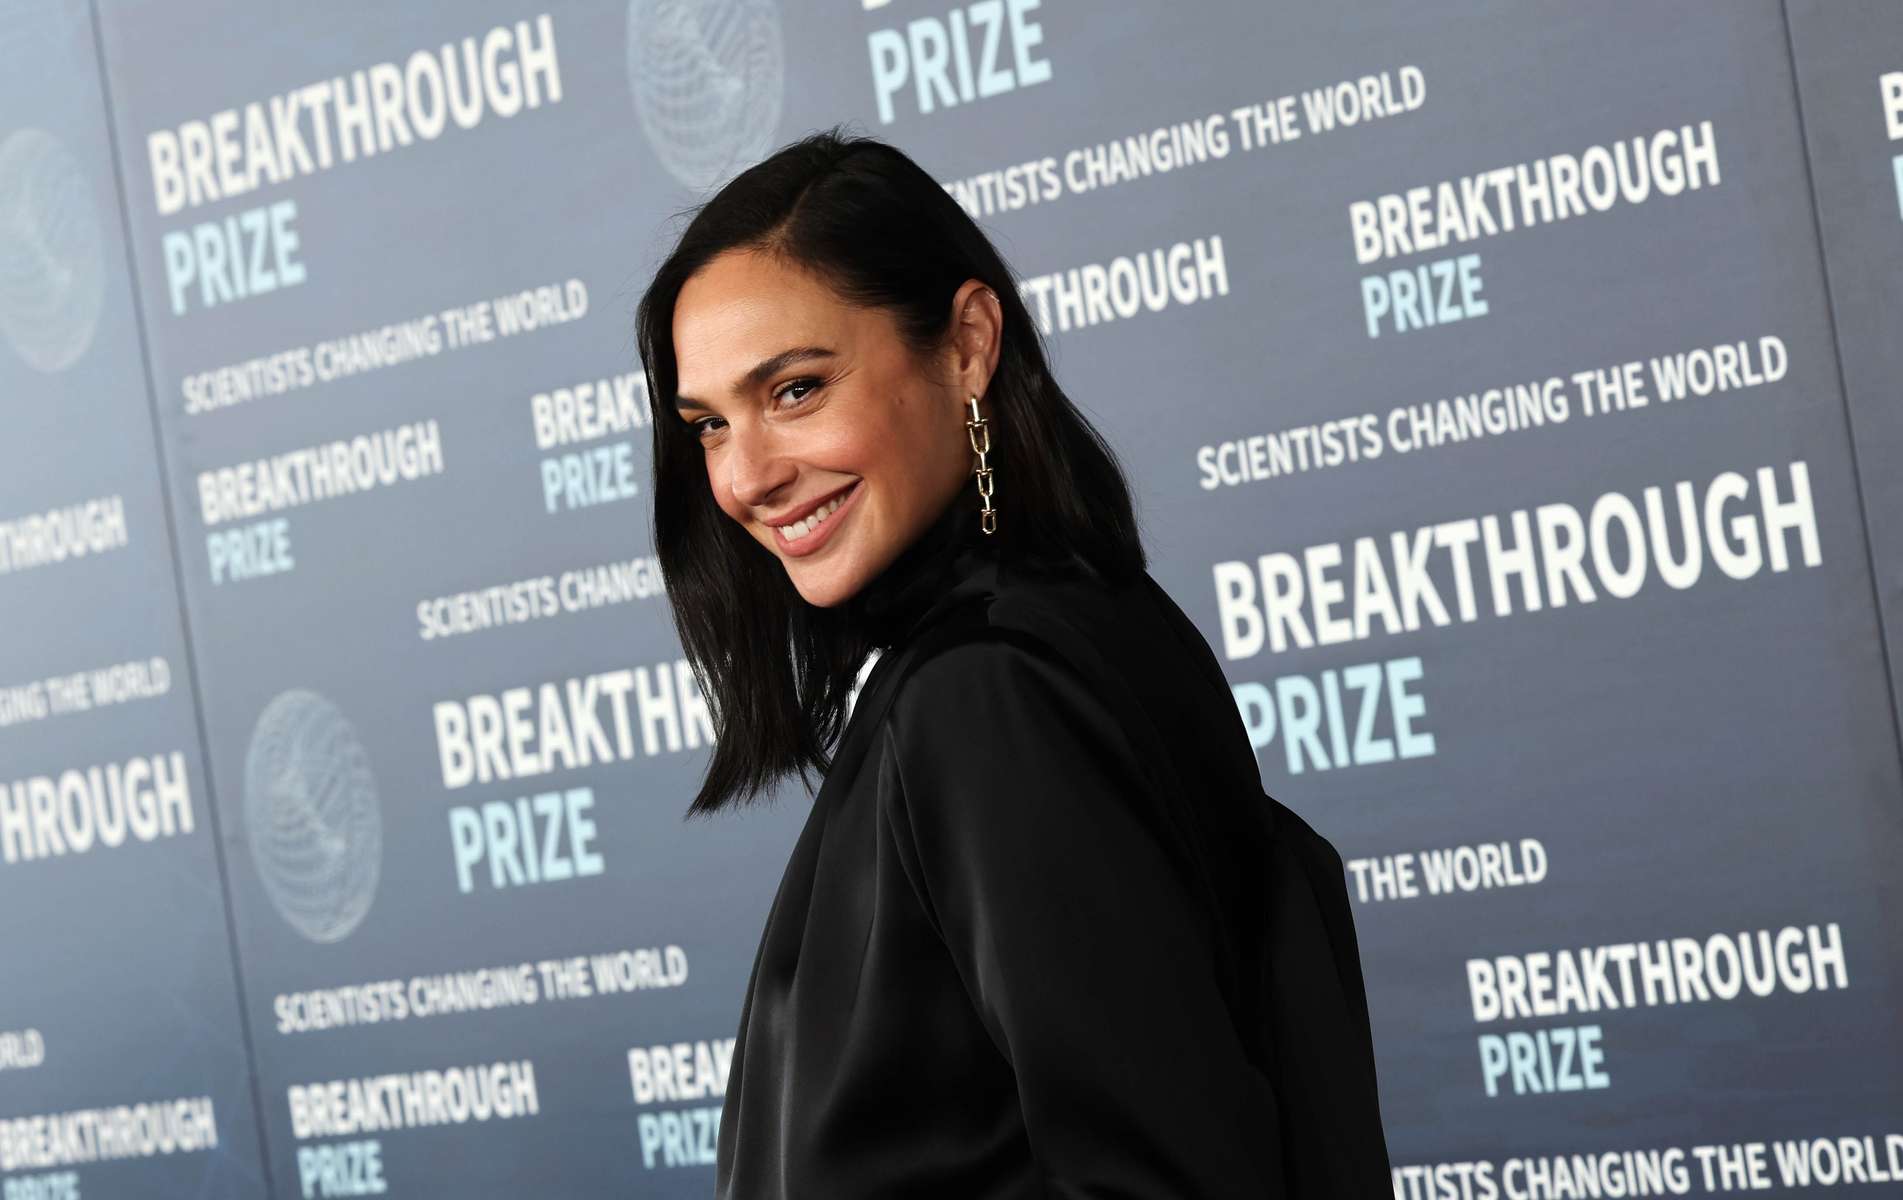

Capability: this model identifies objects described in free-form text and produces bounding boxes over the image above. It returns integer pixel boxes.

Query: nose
[724,422,798,514]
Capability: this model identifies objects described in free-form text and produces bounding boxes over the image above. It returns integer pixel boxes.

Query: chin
[785,562,862,609]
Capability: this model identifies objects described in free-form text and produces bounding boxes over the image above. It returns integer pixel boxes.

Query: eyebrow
[675,346,837,414]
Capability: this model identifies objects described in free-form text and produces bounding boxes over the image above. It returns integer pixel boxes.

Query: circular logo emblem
[626,0,785,193]
[244,689,382,943]
[0,128,105,373]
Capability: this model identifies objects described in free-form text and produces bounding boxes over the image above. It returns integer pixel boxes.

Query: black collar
[844,494,1003,650]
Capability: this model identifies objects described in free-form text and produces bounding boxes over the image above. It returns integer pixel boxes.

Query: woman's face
[672,248,999,608]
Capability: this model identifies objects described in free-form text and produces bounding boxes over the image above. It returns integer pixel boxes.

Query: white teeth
[779,491,847,542]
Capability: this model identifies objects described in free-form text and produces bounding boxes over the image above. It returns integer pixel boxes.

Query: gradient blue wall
[3,2,1901,1196]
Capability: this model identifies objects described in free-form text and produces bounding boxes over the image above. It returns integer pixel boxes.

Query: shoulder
[871,556,1185,761]
[875,625,1153,839]
[937,553,1147,661]
[871,590,1194,901]
[887,625,1092,731]
[888,558,1119,702]
[880,614,1137,778]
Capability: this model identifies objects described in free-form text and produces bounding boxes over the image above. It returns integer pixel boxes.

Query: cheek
[812,403,880,456]
[890,399,961,478]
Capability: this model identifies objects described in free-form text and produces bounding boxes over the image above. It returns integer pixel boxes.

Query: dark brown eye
[773,378,821,408]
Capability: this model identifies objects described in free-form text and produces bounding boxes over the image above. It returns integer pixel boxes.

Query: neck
[843,495,999,649]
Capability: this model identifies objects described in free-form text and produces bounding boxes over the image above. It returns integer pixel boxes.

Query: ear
[946,278,1004,403]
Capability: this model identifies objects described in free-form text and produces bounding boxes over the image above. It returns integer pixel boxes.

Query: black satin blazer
[714,501,1393,1197]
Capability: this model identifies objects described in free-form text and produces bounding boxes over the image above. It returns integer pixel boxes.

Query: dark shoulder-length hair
[635,124,1145,819]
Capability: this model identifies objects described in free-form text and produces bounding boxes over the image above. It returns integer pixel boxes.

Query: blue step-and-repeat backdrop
[4,2,1902,1196]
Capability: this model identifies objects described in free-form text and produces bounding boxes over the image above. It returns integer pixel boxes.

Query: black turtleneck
[841,491,1002,650]
[717,465,1396,1198]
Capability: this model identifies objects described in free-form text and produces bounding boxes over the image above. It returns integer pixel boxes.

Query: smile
[773,481,860,557]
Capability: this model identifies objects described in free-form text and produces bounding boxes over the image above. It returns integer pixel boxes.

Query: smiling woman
[633,125,1392,1197]
[635,127,1145,819]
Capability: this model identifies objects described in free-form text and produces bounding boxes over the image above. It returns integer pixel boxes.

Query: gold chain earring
[965,394,997,535]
